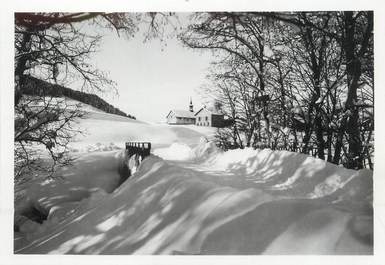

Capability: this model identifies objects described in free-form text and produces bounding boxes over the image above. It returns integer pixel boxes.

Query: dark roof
[194,107,223,116]
[166,109,195,118]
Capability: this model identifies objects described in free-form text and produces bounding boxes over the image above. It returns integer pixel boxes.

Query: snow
[201,147,372,200]
[70,112,208,152]
[153,142,194,161]
[14,100,373,255]
[315,96,323,104]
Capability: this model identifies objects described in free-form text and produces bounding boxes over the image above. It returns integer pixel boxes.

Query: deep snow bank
[15,142,373,254]
[153,141,372,204]
[14,151,126,234]
[203,147,373,201]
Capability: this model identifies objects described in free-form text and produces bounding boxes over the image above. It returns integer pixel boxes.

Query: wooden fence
[125,141,151,159]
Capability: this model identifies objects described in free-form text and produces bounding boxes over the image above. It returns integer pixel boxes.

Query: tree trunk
[342,11,365,169]
[314,113,325,159]
[326,129,333,162]
[302,102,314,154]
[15,29,33,106]
[333,129,343,165]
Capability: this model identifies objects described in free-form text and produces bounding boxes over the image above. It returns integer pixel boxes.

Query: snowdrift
[153,137,218,162]
[153,142,195,161]
[203,147,373,200]
[14,140,373,255]
[155,142,372,202]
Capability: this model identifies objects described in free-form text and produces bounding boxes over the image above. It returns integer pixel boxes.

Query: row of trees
[23,76,136,119]
[181,12,373,169]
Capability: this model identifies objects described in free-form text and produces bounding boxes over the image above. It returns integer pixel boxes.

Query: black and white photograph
[1,0,385,264]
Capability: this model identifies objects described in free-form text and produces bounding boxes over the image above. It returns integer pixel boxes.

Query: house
[195,107,225,127]
[166,99,196,125]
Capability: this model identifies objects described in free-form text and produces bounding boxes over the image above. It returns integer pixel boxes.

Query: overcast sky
[91,15,214,123]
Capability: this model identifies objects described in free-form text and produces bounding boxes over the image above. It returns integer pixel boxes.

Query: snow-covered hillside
[69,105,215,153]
[14,100,373,255]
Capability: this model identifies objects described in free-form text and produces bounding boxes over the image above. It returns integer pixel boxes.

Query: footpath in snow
[14,105,373,255]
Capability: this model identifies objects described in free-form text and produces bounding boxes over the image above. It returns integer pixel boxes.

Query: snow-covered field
[69,112,215,153]
[14,100,373,255]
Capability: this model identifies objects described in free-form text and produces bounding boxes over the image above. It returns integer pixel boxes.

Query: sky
[90,14,214,123]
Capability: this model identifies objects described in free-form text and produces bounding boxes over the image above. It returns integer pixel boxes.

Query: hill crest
[22,76,136,120]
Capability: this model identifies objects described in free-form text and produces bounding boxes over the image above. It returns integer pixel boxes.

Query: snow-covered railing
[125,141,151,159]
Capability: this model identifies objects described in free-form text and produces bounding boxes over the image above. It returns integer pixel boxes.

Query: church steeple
[189,97,194,113]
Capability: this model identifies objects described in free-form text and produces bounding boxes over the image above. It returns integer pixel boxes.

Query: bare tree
[181,13,276,147]
[14,12,177,180]
[181,11,373,169]
[257,11,374,169]
[14,94,84,182]
[14,13,142,104]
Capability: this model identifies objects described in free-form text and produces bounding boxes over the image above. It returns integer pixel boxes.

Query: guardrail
[125,141,151,159]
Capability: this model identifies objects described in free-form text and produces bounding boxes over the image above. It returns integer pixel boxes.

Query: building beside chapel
[166,99,225,127]
[194,107,224,127]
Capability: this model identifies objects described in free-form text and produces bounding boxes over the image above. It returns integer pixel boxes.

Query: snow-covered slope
[25,96,211,152]
[14,100,373,254]
[70,106,211,153]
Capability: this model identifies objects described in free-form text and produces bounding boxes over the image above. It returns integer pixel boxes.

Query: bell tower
[189,97,194,113]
